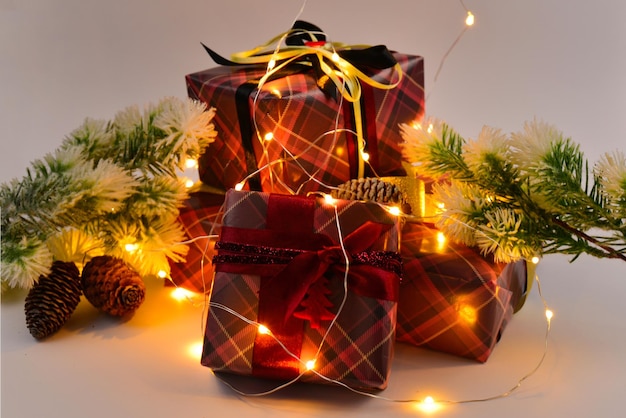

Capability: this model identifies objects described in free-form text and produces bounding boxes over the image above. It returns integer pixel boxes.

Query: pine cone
[25,261,82,340]
[331,177,411,213]
[81,256,145,317]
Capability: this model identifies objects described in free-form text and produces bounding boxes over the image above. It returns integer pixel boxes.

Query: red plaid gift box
[167,191,225,293]
[187,23,424,194]
[397,221,531,362]
[201,189,402,390]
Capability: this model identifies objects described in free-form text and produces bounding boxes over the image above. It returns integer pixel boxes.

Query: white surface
[2,1,626,417]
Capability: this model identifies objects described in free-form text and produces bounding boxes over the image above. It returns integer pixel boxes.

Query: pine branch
[1,97,216,290]
[401,118,626,263]
[549,217,626,261]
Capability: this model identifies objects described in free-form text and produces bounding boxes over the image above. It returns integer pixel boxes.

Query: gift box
[396,221,531,362]
[187,22,424,194]
[201,189,402,390]
[167,191,225,293]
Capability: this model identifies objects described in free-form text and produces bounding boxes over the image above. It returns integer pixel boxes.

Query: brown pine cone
[25,261,82,340]
[81,255,145,317]
[331,177,410,213]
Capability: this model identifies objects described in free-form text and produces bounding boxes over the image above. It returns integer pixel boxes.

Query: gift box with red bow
[396,221,531,362]
[187,21,424,194]
[201,189,402,390]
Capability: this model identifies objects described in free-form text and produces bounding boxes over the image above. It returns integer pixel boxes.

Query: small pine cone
[331,177,409,211]
[81,256,146,317]
[25,261,82,340]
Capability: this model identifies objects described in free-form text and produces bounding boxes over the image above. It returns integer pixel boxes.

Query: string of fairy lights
[159,0,555,413]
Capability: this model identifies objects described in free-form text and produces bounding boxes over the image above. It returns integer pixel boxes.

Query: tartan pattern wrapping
[167,192,225,293]
[397,222,528,362]
[187,52,424,194]
[201,189,400,390]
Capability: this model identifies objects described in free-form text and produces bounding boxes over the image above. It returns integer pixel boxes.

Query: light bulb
[258,324,270,335]
[157,270,168,279]
[124,243,139,253]
[305,359,316,370]
[185,159,198,169]
[361,151,370,162]
[234,182,244,191]
[388,206,402,216]
[531,256,540,264]
[268,58,276,70]
[545,309,554,321]
[465,11,475,26]
[185,179,195,188]
[323,194,336,205]
[171,287,195,301]
[331,52,340,63]
[264,132,274,141]
[417,396,441,414]
[187,341,204,360]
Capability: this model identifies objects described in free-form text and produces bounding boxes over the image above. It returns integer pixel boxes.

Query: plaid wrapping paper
[397,221,529,362]
[186,51,424,194]
[201,189,401,390]
[167,191,225,293]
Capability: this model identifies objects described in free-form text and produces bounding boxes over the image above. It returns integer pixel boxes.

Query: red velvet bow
[262,220,399,329]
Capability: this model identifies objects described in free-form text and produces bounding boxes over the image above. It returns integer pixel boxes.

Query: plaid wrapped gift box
[187,25,424,194]
[396,221,531,362]
[201,189,402,390]
[167,191,225,293]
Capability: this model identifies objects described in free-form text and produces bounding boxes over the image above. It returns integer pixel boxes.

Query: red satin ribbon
[213,193,400,380]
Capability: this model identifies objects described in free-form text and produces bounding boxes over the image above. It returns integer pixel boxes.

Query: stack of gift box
[169,21,532,391]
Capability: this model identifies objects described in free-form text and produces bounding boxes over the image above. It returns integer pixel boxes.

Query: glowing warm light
[388,206,402,216]
[545,309,554,321]
[171,287,196,301]
[361,151,370,162]
[335,146,345,157]
[234,182,244,191]
[427,123,434,134]
[411,121,421,130]
[417,396,442,414]
[331,52,340,63]
[465,11,475,26]
[258,324,270,335]
[436,202,445,210]
[124,243,139,253]
[270,88,282,98]
[185,159,198,169]
[268,58,276,70]
[264,132,274,141]
[531,256,540,264]
[157,270,168,279]
[323,194,336,205]
[436,232,446,244]
[458,303,478,325]
[187,341,204,360]
[305,359,316,371]
[185,179,195,188]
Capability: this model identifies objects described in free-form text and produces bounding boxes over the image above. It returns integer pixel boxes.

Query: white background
[2,1,626,417]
